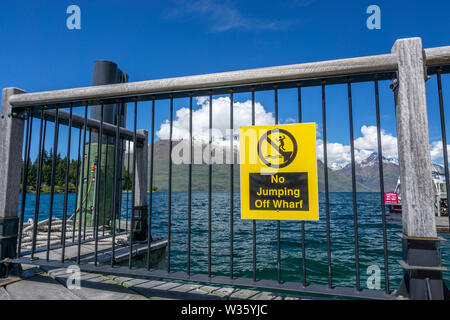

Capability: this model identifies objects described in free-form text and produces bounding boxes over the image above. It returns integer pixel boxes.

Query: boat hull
[387,204,402,214]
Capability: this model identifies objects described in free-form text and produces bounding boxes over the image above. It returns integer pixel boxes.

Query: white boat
[386,162,448,216]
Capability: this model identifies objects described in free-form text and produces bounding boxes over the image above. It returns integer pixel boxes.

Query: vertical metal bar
[18,110,32,257]
[83,128,92,240]
[31,111,46,260]
[425,278,433,300]
[230,89,234,279]
[322,82,332,288]
[374,78,390,294]
[111,132,117,235]
[347,80,360,291]
[126,139,130,234]
[102,134,109,237]
[94,104,104,266]
[298,85,307,287]
[167,95,174,273]
[146,97,156,270]
[118,135,122,235]
[129,99,137,269]
[187,93,193,276]
[251,88,257,282]
[118,105,124,234]
[61,106,72,263]
[297,86,302,123]
[77,104,88,264]
[274,86,281,284]
[72,127,82,242]
[46,108,59,260]
[437,68,450,228]
[111,102,122,266]
[208,91,213,277]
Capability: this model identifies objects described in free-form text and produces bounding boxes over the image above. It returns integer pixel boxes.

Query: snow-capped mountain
[332,152,400,192]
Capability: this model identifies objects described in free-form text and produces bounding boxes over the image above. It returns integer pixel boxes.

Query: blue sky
[1,0,450,165]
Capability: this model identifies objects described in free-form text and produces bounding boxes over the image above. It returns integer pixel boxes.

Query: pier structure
[0,37,449,299]
[79,60,128,230]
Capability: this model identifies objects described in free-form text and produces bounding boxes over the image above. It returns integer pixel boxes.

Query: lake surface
[20,192,450,291]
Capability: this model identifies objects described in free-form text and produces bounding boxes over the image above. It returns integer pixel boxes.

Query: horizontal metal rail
[7,257,397,300]
[7,46,450,110]
[18,230,129,258]
[34,108,146,143]
[425,46,450,67]
[8,53,398,109]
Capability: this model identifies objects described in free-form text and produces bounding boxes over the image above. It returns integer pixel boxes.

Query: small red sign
[384,192,398,203]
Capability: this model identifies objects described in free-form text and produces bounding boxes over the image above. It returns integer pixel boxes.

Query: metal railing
[1,37,449,300]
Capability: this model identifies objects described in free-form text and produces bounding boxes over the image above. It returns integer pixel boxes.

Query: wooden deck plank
[250,291,283,300]
[47,269,147,300]
[0,287,10,300]
[198,285,221,293]
[3,264,329,300]
[151,281,184,291]
[132,280,213,300]
[134,280,167,289]
[4,275,81,300]
[284,295,302,300]
[13,237,329,300]
[168,283,202,293]
[211,287,235,298]
[436,216,450,233]
[111,276,150,288]
[229,289,260,300]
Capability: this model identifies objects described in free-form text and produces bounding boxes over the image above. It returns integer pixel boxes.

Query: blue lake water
[21,192,450,291]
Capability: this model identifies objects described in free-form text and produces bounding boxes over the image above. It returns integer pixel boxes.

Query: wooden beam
[392,38,437,238]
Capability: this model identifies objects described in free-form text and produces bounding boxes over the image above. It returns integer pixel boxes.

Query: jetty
[0,264,310,300]
[2,223,303,300]
[437,217,450,233]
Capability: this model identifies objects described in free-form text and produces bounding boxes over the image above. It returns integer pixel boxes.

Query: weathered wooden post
[0,88,26,276]
[132,129,148,241]
[392,38,449,299]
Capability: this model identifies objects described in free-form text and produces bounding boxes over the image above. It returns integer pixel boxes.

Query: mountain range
[329,152,399,192]
[137,140,400,193]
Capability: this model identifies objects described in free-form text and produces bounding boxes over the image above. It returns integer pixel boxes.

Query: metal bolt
[390,79,399,91]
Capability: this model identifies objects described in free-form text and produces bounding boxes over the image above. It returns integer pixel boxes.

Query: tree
[55,157,66,186]
[41,149,51,186]
[27,159,37,189]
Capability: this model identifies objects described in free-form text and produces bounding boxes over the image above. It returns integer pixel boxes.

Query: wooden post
[133,129,148,241]
[392,38,436,238]
[392,38,448,300]
[0,88,25,268]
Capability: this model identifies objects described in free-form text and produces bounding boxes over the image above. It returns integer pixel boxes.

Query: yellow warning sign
[240,123,319,221]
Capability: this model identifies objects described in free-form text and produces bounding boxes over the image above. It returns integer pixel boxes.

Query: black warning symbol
[257,128,297,169]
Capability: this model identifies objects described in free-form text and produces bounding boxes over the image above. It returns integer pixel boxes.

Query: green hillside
[148,140,373,193]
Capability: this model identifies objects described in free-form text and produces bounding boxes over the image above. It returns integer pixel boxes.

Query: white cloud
[283,117,297,124]
[155,100,449,168]
[315,126,398,167]
[354,125,398,159]
[156,100,398,167]
[315,126,449,168]
[164,0,292,32]
[430,141,450,161]
[156,96,274,144]
[316,139,373,166]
